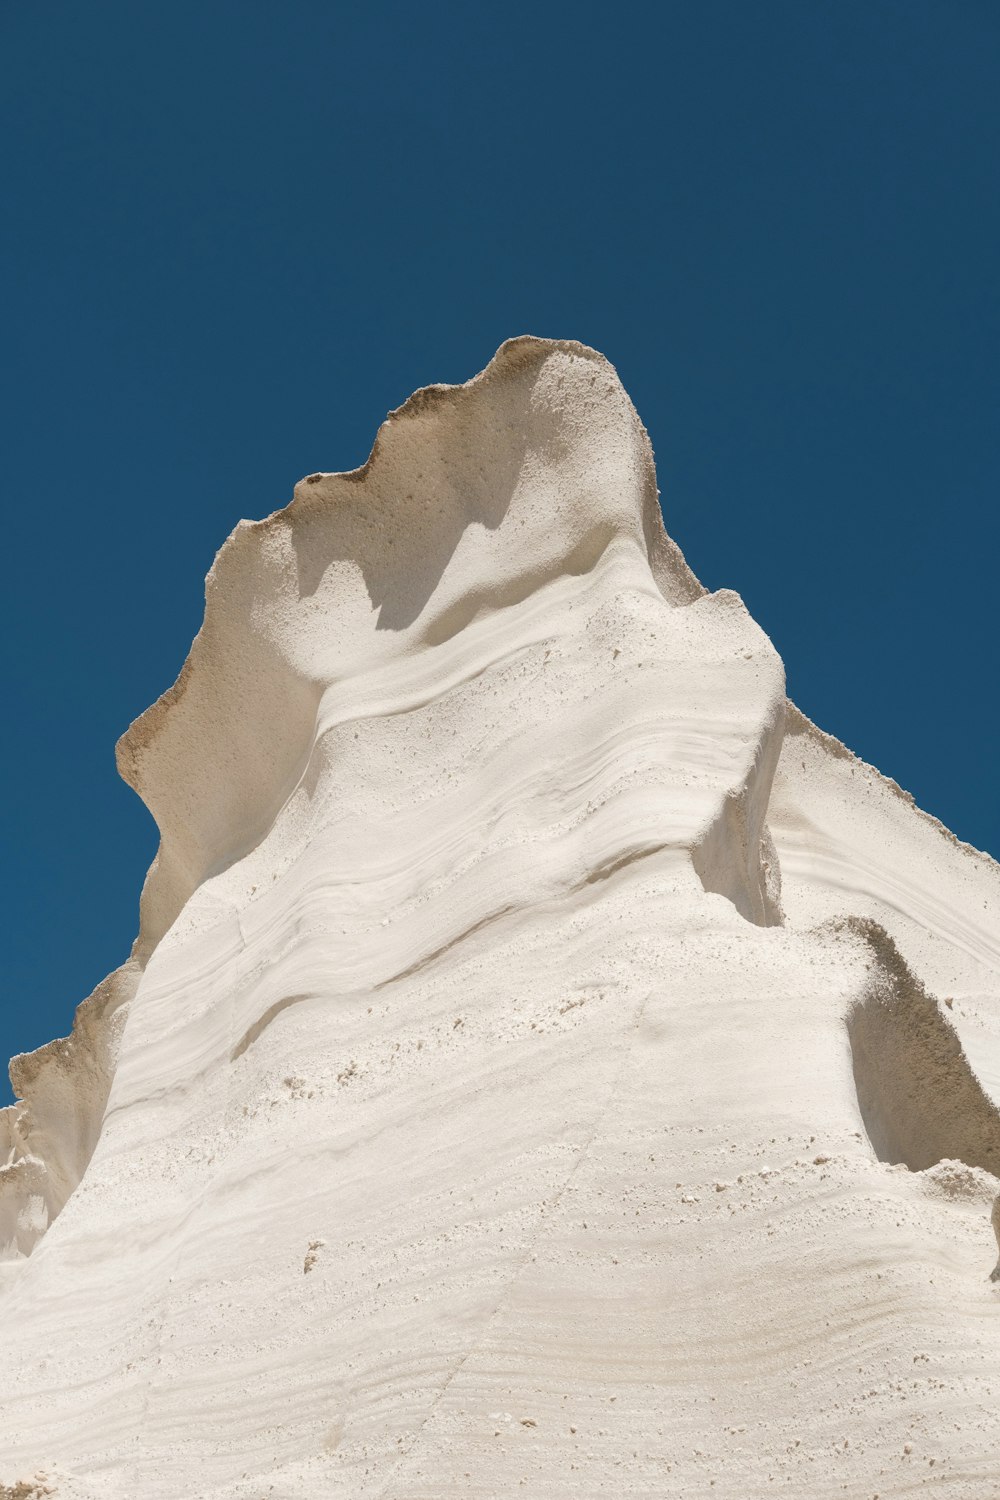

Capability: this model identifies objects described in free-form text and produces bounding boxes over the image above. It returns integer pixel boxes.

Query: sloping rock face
[2,339,1000,1499]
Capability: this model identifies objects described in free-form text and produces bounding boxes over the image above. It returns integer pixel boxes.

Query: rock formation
[2,338,999,1498]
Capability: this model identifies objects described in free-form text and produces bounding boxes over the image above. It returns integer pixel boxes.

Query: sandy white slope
[2,338,1000,1499]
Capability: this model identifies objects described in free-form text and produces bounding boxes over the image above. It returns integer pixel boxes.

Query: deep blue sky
[2,2,997,1099]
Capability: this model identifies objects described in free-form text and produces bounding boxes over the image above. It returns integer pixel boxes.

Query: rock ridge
[2,338,1000,1498]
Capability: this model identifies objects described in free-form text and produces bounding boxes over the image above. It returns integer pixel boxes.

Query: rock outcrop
[2,338,999,1498]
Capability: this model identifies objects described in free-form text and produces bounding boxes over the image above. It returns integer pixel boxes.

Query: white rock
[2,337,999,1498]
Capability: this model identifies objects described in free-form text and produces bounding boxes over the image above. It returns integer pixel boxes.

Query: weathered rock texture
[2,339,1000,1498]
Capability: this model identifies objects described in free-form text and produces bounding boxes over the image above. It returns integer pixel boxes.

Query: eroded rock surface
[3,339,1000,1497]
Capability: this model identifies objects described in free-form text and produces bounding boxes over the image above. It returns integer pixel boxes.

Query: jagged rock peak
[3,338,1000,1499]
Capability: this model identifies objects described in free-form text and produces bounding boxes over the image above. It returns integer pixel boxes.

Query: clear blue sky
[2,2,997,1100]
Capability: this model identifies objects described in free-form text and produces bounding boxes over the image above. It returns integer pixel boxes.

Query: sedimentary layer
[2,338,999,1499]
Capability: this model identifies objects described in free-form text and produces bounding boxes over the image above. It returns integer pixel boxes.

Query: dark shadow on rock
[846,918,1000,1175]
[289,355,547,632]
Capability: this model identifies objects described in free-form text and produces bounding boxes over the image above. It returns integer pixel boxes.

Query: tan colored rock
[3,339,999,1497]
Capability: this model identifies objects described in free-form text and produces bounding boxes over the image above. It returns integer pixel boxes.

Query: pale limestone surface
[2,339,999,1498]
